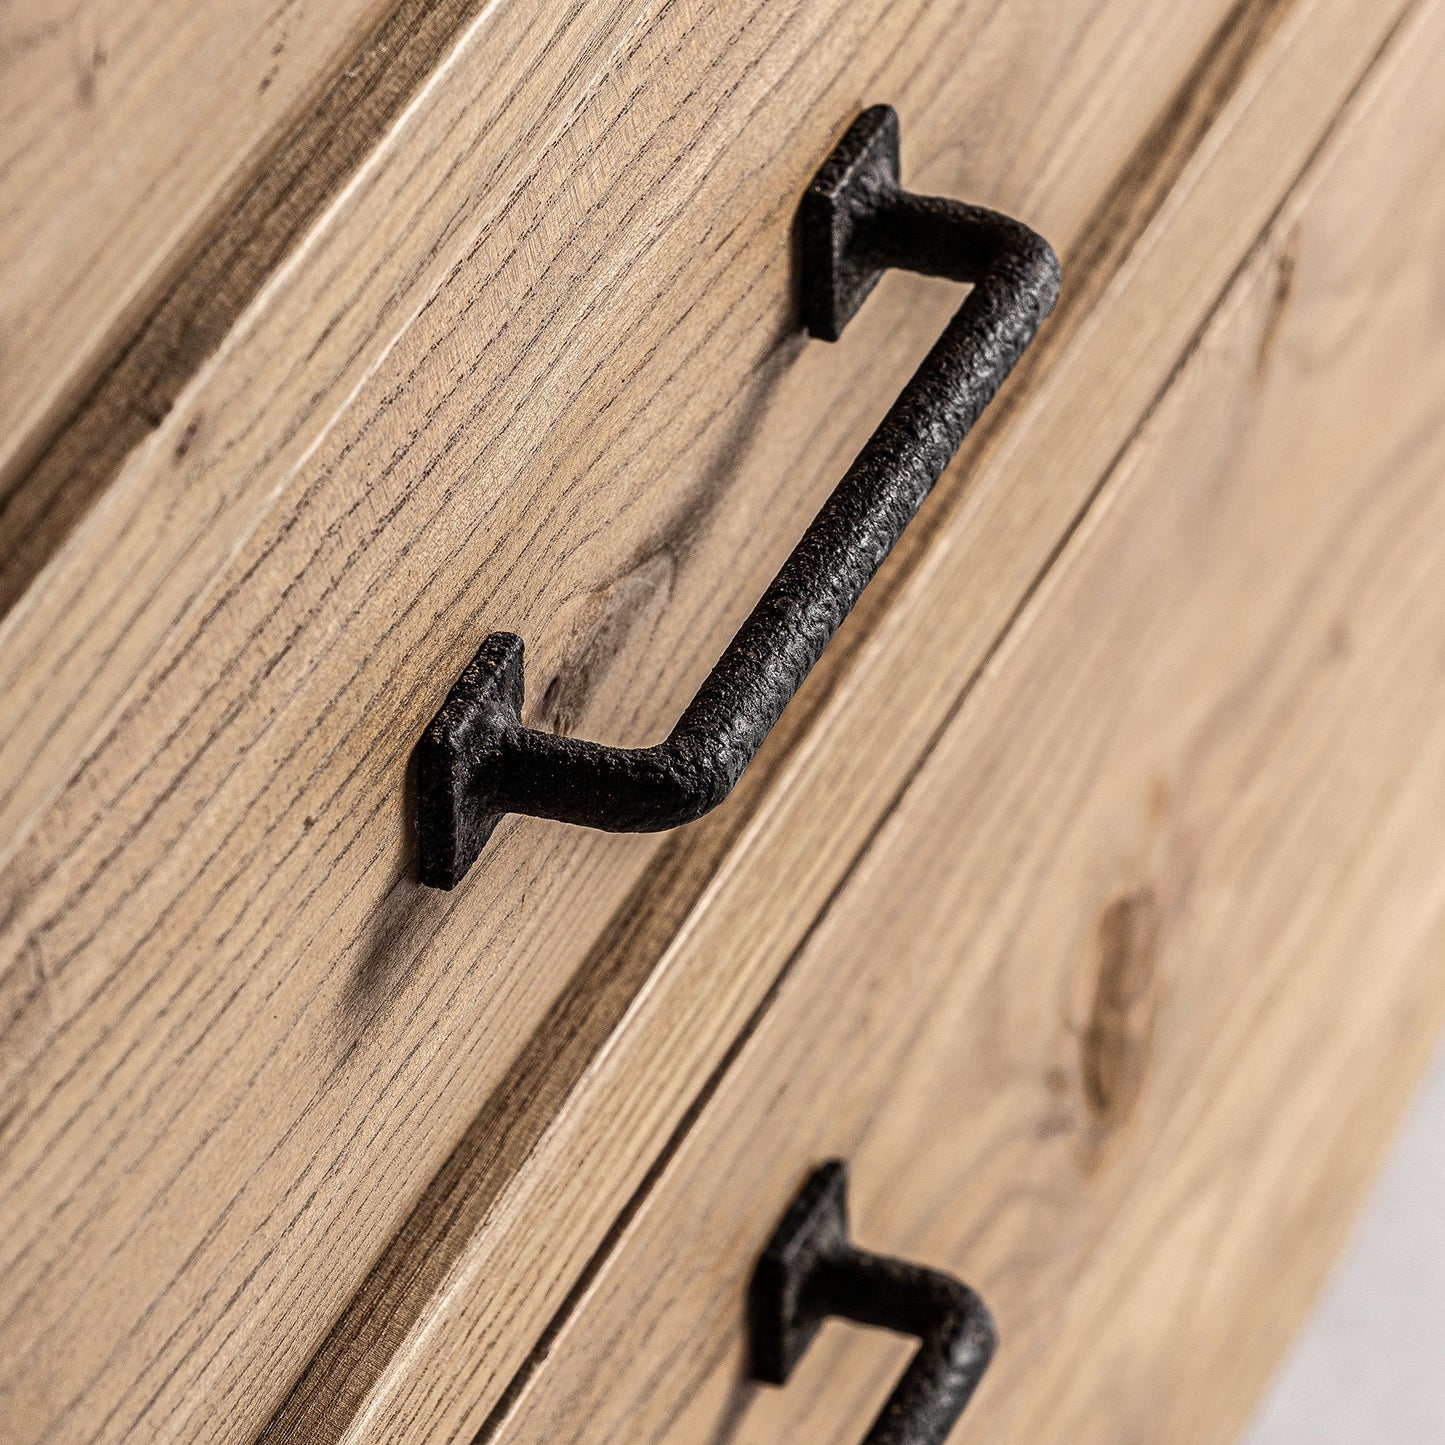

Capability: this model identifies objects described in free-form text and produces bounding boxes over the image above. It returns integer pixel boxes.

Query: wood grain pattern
[0,0,394,489]
[0,1,1259,1441]
[257,0,1418,1440]
[0,0,1253,887]
[484,2,1445,1435]
[0,0,553,621]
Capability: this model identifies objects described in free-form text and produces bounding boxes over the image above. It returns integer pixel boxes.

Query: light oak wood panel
[0,2,1260,1441]
[0,0,578,622]
[0,0,397,487]
[0,0,665,863]
[259,0,1418,1440]
[0,0,1245,882]
[485,4,1445,1435]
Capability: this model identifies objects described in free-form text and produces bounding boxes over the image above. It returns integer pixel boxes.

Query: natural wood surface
[0,0,563,624]
[0,0,1245,874]
[258,0,1418,1440]
[0,0,395,491]
[485,2,1445,1435]
[0,1,1261,1441]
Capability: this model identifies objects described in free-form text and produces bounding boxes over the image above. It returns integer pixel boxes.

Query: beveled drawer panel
[0,1,1274,1440]
[481,5,1445,1438]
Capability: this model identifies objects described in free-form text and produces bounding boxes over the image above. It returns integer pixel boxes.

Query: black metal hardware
[751,1161,995,1445]
[416,104,1060,888]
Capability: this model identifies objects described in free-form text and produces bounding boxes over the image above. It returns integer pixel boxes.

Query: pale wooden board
[0,0,559,621]
[0,1,1253,1440]
[485,1,1445,1435]
[257,0,1422,1440]
[0,0,394,486]
[0,0,1242,872]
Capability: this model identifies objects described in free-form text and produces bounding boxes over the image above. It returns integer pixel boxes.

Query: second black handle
[751,1161,996,1445]
[417,105,1060,887]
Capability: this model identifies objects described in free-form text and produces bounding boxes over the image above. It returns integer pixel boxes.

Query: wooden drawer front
[484,5,1445,1440]
[1,2,1290,1440]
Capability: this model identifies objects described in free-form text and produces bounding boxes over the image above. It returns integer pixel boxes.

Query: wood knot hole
[1081,886,1162,1135]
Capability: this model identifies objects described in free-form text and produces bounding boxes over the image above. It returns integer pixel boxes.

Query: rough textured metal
[750,1160,996,1445]
[416,104,1061,888]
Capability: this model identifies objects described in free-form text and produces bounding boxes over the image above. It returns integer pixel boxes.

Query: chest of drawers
[3,0,1443,1440]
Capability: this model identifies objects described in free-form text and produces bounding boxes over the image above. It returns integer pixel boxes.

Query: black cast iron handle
[416,104,1060,888]
[751,1161,996,1445]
